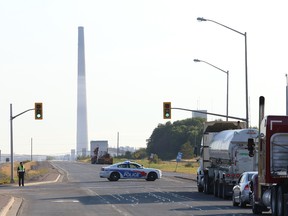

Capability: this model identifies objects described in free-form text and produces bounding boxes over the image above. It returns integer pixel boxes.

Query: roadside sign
[176,152,182,162]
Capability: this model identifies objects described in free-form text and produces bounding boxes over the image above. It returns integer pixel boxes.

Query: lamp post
[194,59,229,121]
[197,17,248,127]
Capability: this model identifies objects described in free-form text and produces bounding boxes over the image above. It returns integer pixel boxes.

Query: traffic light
[247,138,255,157]
[163,102,171,119]
[35,103,43,120]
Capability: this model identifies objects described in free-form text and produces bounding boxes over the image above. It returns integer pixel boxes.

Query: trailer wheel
[204,175,210,194]
[198,185,204,193]
[218,182,223,198]
[222,182,227,199]
[214,180,219,197]
[277,186,283,216]
[271,186,278,216]
[251,192,262,214]
[197,174,204,192]
[204,178,207,193]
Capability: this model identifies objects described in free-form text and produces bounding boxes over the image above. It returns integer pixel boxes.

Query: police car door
[130,163,146,179]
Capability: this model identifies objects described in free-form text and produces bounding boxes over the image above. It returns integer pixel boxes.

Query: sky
[1,0,288,156]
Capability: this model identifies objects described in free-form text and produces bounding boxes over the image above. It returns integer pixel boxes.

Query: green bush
[184,162,194,168]
[148,154,161,164]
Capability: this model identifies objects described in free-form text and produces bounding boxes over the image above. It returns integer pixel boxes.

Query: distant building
[108,146,136,157]
[71,149,76,161]
[192,110,207,120]
[119,146,136,153]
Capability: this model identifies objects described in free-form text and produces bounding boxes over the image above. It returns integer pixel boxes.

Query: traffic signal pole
[9,104,35,183]
[163,102,246,123]
[172,107,247,122]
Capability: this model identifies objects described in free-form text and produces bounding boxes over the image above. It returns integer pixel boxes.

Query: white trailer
[197,121,246,193]
[90,140,108,164]
[203,128,258,199]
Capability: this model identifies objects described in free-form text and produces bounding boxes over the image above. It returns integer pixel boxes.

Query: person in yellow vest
[17,162,25,186]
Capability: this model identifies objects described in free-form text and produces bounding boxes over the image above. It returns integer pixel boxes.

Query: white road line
[85,188,134,216]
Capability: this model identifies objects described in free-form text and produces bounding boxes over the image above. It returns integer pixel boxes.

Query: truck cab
[252,115,288,215]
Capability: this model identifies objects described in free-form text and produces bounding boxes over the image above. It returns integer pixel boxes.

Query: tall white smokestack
[77,26,88,156]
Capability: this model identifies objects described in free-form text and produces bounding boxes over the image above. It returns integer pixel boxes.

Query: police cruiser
[100,161,162,181]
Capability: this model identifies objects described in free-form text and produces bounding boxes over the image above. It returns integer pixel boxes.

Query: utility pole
[31,138,33,161]
[117,132,119,157]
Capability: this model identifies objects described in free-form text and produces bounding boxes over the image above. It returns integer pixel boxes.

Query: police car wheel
[109,172,120,181]
[146,172,157,181]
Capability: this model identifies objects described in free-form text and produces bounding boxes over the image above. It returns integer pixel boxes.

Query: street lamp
[194,59,229,121]
[197,17,248,127]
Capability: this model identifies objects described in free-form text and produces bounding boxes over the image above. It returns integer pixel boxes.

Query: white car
[100,161,162,181]
[232,171,257,207]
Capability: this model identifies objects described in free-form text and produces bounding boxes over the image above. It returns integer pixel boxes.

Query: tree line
[119,118,255,161]
[146,118,206,160]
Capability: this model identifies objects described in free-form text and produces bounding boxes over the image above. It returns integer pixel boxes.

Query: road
[2,161,270,216]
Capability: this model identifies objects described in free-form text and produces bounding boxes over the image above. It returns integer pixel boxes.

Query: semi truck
[250,96,288,215]
[197,121,246,193]
[197,121,258,199]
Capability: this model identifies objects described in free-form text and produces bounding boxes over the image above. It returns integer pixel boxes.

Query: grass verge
[0,161,49,184]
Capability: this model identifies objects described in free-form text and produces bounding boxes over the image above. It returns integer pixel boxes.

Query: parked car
[232,171,257,207]
[100,161,162,181]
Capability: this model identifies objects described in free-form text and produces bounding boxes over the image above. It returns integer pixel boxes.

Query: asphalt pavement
[0,171,61,216]
[0,168,196,216]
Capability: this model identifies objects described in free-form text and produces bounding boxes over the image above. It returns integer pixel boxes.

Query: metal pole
[117,132,119,157]
[244,32,249,127]
[286,74,288,116]
[226,71,229,121]
[194,59,229,121]
[10,104,15,183]
[197,17,249,127]
[172,107,246,121]
[31,138,33,161]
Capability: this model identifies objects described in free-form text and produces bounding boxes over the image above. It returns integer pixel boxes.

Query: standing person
[17,162,25,186]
